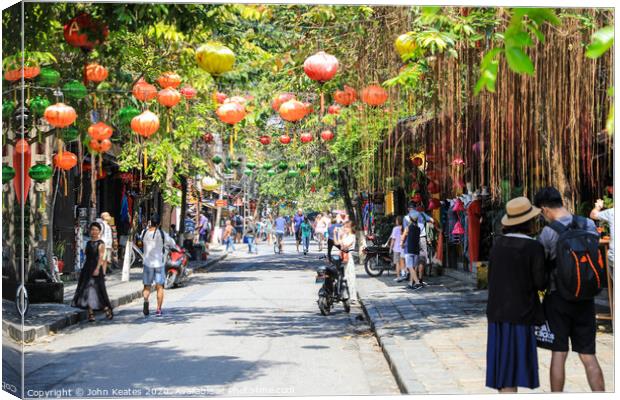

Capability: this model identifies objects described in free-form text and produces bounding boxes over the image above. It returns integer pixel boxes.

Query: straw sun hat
[501,197,541,226]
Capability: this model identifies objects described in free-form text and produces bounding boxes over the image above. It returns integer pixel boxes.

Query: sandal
[104,307,113,320]
[87,310,96,322]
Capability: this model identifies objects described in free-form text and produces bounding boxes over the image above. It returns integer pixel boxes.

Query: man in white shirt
[591,199,614,277]
[140,214,176,317]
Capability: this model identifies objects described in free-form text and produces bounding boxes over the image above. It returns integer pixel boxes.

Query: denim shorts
[406,253,419,269]
[143,266,166,286]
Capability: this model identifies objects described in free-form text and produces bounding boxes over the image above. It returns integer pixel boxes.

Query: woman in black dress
[71,222,113,321]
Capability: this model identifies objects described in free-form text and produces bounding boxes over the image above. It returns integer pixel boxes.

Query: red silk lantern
[157,71,182,89]
[327,105,341,115]
[87,121,113,141]
[215,92,228,104]
[216,102,246,125]
[63,13,108,50]
[320,130,334,142]
[90,138,112,153]
[412,193,422,203]
[279,135,291,145]
[180,86,197,100]
[132,79,157,102]
[259,136,271,145]
[14,138,30,154]
[361,85,389,106]
[4,67,40,81]
[333,85,357,106]
[279,99,306,122]
[89,139,103,153]
[3,69,21,82]
[300,132,313,143]
[158,88,182,108]
[203,133,214,143]
[54,151,78,171]
[13,141,31,206]
[85,63,108,82]
[303,51,339,83]
[303,102,314,116]
[412,157,423,167]
[271,93,295,111]
[131,110,160,138]
[427,180,439,194]
[98,139,112,153]
[44,103,77,128]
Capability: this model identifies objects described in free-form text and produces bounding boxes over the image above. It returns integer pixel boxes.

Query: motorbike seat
[365,245,390,253]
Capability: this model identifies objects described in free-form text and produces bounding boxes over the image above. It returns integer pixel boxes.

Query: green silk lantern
[231,160,240,168]
[262,162,273,171]
[267,169,276,177]
[118,106,141,125]
[60,127,79,142]
[28,164,53,182]
[2,165,16,184]
[310,167,320,177]
[296,161,306,170]
[63,80,88,100]
[3,100,16,119]
[243,169,252,176]
[277,161,288,171]
[29,96,51,116]
[37,68,60,86]
[246,162,256,170]
[212,155,222,164]
[287,169,300,178]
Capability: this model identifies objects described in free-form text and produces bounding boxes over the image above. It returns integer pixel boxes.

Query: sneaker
[393,277,400,282]
[413,283,424,290]
[420,280,428,287]
[143,301,149,316]
[155,308,162,317]
[396,275,407,282]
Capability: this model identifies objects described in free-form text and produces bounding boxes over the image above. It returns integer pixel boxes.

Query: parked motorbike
[316,254,350,315]
[164,245,189,289]
[363,234,393,277]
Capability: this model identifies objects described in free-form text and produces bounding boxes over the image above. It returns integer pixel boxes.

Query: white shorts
[104,248,112,263]
[418,238,428,264]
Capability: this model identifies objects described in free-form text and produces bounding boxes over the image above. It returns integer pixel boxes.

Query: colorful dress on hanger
[467,198,482,265]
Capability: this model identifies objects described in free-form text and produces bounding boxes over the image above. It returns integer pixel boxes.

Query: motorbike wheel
[342,299,351,313]
[164,271,177,289]
[318,295,330,316]
[364,255,384,277]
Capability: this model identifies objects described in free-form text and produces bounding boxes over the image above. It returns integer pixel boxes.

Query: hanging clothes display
[467,198,482,265]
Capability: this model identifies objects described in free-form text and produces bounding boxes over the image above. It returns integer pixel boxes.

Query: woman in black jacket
[486,197,547,392]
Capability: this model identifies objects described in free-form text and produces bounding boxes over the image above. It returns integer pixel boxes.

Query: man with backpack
[534,187,605,392]
[139,214,176,317]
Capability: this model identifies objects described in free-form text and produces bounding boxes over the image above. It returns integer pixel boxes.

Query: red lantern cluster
[333,85,357,106]
[88,122,113,141]
[63,13,109,50]
[361,85,389,106]
[303,51,339,83]
[89,138,112,153]
[4,67,40,81]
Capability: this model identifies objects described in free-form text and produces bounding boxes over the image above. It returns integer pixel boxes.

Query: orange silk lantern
[327,105,341,115]
[157,88,182,108]
[131,110,160,138]
[224,96,248,107]
[216,102,246,125]
[362,85,389,106]
[132,79,157,102]
[44,103,77,128]
[334,85,357,106]
[278,99,306,122]
[85,63,108,82]
[53,151,78,171]
[361,85,389,106]
[99,138,112,153]
[87,121,113,141]
[88,139,103,153]
[4,66,41,81]
[157,71,182,89]
[271,93,295,111]
[180,86,197,100]
[279,135,291,145]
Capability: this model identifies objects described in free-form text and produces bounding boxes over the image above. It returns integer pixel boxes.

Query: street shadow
[205,276,260,283]
[24,340,290,396]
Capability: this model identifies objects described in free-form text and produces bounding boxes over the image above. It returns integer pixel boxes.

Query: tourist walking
[534,187,605,392]
[71,222,113,322]
[293,209,305,252]
[590,199,614,278]
[301,216,312,255]
[338,221,357,303]
[245,217,258,254]
[98,213,114,272]
[389,216,406,282]
[486,196,547,392]
[327,216,342,262]
[315,212,329,251]
[401,211,423,290]
[222,219,236,253]
[140,214,176,317]
[234,213,244,244]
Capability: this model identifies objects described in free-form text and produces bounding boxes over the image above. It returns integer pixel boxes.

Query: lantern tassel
[99,153,102,175]
[63,172,68,197]
[229,131,234,156]
[167,108,171,133]
[320,92,325,117]
[143,147,148,171]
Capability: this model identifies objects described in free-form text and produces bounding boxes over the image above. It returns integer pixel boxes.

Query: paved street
[18,238,398,398]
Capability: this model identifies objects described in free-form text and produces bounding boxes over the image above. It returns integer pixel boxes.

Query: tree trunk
[338,168,358,229]
[179,176,187,236]
[160,157,174,232]
[89,155,97,223]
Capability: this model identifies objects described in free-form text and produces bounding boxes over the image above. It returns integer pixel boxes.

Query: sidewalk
[2,247,227,343]
[356,266,615,394]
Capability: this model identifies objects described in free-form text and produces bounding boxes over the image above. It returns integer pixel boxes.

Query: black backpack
[549,216,605,301]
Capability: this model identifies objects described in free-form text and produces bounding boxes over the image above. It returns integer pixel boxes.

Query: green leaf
[505,46,535,75]
[586,26,614,59]
[507,30,534,47]
[527,23,545,43]
[522,8,561,26]
[421,6,441,15]
[480,48,503,70]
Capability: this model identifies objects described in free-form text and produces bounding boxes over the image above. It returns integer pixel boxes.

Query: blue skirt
[486,322,539,390]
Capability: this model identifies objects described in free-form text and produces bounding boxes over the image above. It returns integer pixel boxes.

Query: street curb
[191,252,228,273]
[358,292,422,395]
[3,253,228,344]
